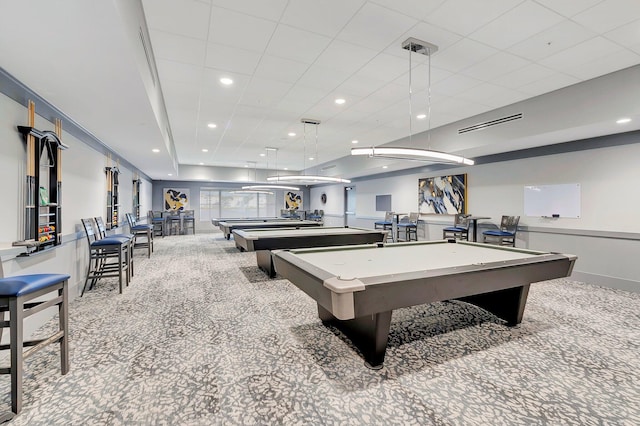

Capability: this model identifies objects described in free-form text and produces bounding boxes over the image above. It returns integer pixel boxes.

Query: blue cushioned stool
[483,215,520,247]
[126,213,154,257]
[0,273,69,416]
[82,218,131,295]
[374,211,394,242]
[443,214,470,241]
[397,212,419,241]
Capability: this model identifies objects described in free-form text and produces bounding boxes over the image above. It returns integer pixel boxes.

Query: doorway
[344,186,356,227]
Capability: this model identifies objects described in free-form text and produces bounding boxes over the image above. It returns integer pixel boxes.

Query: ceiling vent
[458,113,523,134]
[139,28,156,87]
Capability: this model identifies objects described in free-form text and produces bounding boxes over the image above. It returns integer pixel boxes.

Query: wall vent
[139,28,156,87]
[458,113,523,134]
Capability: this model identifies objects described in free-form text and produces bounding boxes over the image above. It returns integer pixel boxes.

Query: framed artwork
[418,174,467,215]
[285,191,303,210]
[164,188,190,211]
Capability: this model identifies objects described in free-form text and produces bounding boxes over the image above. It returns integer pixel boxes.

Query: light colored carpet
[1,231,639,425]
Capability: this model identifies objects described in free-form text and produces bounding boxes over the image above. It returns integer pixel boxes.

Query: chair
[374,212,394,242]
[397,212,419,241]
[149,210,165,237]
[182,210,195,235]
[443,214,470,241]
[308,209,321,221]
[166,210,182,235]
[0,268,69,416]
[483,215,520,247]
[126,213,154,257]
[94,217,135,279]
[81,218,131,295]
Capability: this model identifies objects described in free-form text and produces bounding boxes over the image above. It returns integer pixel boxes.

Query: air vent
[139,28,156,87]
[458,113,523,134]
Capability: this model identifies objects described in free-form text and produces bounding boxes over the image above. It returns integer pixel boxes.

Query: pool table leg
[457,284,530,326]
[256,250,276,278]
[318,304,392,369]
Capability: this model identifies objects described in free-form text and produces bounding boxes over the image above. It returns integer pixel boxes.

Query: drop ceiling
[1,0,639,180]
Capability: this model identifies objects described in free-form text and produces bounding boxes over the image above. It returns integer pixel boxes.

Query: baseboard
[570,271,639,293]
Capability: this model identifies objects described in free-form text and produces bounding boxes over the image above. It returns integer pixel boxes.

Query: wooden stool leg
[59,283,70,375]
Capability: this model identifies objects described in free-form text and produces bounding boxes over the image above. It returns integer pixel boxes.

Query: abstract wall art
[418,174,467,215]
[285,191,303,210]
[164,188,190,211]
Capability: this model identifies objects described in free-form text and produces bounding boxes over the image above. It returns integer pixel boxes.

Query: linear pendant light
[268,119,351,184]
[351,38,474,166]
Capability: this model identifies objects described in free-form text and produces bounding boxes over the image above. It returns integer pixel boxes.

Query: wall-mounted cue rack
[14,100,68,254]
[105,165,120,229]
[133,176,141,220]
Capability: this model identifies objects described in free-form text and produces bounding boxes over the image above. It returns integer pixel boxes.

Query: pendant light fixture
[351,38,474,166]
[268,119,351,184]
[243,148,301,191]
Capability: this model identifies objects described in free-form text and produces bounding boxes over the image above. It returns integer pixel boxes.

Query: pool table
[273,240,577,369]
[232,227,389,277]
[211,217,279,226]
[217,219,322,240]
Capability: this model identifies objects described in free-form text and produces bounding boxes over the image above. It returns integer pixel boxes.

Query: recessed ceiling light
[168,173,173,176]
[220,77,233,85]
[616,117,632,124]
[207,123,217,129]
[416,114,427,119]
[309,157,314,161]
[259,153,266,157]
[244,165,249,168]
[199,162,204,165]
[152,148,160,153]
[335,98,346,105]
[382,165,388,169]
[202,148,209,152]
[351,140,358,144]
[288,132,296,137]
[284,167,288,170]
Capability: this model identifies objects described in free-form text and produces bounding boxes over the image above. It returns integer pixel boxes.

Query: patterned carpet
[1,231,639,425]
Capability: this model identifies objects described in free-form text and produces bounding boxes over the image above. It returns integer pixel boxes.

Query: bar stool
[81,218,131,295]
[125,213,154,257]
[182,210,195,235]
[94,217,135,279]
[0,271,69,416]
[374,211,394,242]
[166,210,181,235]
[443,214,470,241]
[397,212,419,241]
[148,210,165,237]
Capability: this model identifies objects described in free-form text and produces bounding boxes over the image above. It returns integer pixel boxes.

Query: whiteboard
[524,183,581,218]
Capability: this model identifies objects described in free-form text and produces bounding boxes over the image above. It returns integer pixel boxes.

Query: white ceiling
[1,0,640,180]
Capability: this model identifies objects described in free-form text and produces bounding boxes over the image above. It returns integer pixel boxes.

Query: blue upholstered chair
[0,271,69,416]
[81,218,131,295]
[397,212,419,241]
[374,211,394,242]
[94,217,135,279]
[443,214,470,241]
[483,215,520,247]
[126,213,154,257]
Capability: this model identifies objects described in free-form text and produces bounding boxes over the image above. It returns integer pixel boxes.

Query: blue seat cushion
[375,221,392,225]
[151,218,164,223]
[397,223,416,228]
[131,225,153,231]
[483,230,515,237]
[444,226,467,232]
[92,237,129,246]
[0,273,70,297]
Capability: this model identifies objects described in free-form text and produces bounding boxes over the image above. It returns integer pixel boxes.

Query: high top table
[466,215,491,242]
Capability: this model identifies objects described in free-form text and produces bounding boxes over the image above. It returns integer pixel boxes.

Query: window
[199,188,276,220]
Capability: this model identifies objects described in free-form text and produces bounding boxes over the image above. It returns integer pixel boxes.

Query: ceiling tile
[280,0,365,37]
[518,72,580,95]
[336,73,388,97]
[149,30,206,66]
[266,24,332,64]
[539,36,625,76]
[205,43,261,74]
[469,1,565,50]
[356,53,409,82]
[560,49,640,80]
[431,73,483,96]
[455,83,528,108]
[143,0,211,39]
[433,38,498,73]
[572,0,640,34]
[460,51,531,81]
[253,55,309,84]
[506,20,597,61]
[314,40,379,75]
[491,63,556,89]
[297,65,351,91]
[424,0,522,36]
[369,0,445,20]
[604,18,640,54]
[336,2,418,51]
[534,0,604,18]
[156,59,202,84]
[208,0,288,21]
[208,6,277,52]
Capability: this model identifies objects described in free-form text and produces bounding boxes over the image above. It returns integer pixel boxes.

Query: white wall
[310,140,640,292]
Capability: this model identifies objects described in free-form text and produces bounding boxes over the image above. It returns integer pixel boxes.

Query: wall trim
[570,271,639,293]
